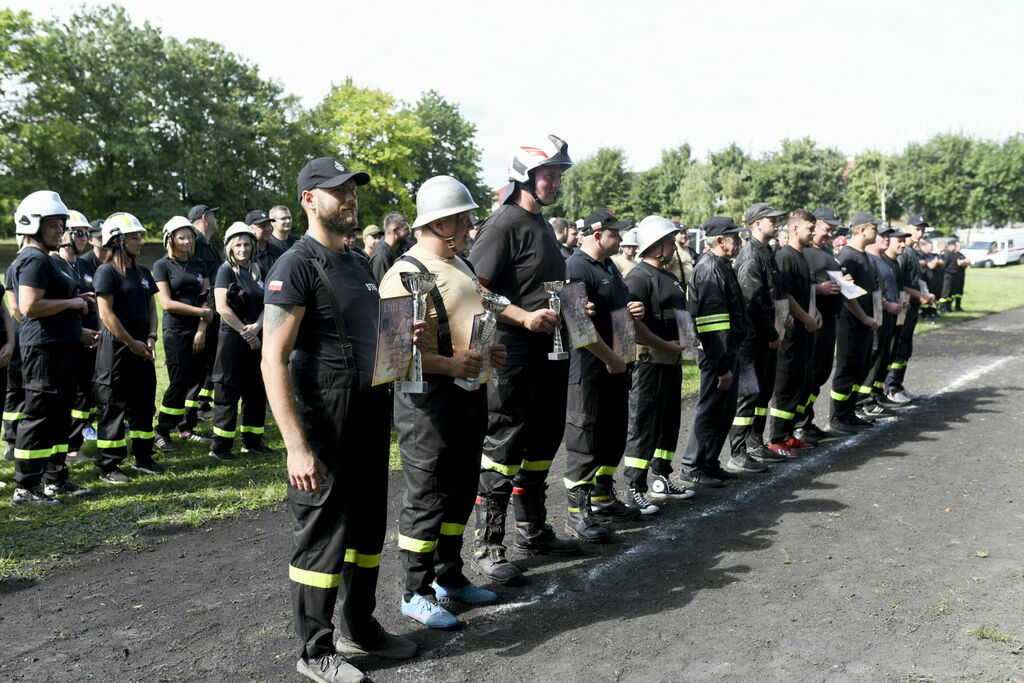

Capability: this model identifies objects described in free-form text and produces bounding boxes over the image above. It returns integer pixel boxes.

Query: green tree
[966,135,1024,226]
[307,78,431,226]
[844,151,900,222]
[545,147,634,221]
[893,133,976,232]
[751,137,847,218]
[410,89,488,208]
[706,143,756,223]
[629,144,693,219]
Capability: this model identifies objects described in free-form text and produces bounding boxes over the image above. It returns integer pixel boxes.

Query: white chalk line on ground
[393,355,1012,671]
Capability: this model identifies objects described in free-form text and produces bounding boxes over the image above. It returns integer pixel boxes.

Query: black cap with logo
[296,157,370,202]
[580,208,631,236]
[850,211,884,227]
[704,216,743,236]
[743,202,785,226]
[187,204,219,222]
[244,209,272,226]
[813,207,842,227]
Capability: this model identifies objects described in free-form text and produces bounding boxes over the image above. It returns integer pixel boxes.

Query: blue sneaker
[82,427,98,441]
[401,593,460,629]
[431,581,498,606]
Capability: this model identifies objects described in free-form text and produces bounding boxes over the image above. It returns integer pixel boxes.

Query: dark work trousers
[830,316,873,421]
[953,269,966,309]
[478,358,569,498]
[288,367,390,660]
[157,327,203,435]
[885,304,919,394]
[680,351,739,476]
[795,315,837,431]
[622,362,682,493]
[93,329,156,471]
[14,341,78,489]
[728,342,777,455]
[396,375,486,600]
[2,349,20,447]
[939,272,955,310]
[861,311,897,401]
[193,318,219,409]
[69,346,96,451]
[768,325,810,443]
[563,372,629,497]
[0,367,7,449]
[211,331,265,456]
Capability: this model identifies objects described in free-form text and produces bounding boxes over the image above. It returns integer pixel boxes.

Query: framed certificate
[872,290,883,323]
[610,307,636,364]
[558,281,599,349]
[827,270,869,299]
[371,295,413,386]
[773,299,790,341]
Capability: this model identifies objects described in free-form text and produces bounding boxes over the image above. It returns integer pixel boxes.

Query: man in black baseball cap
[744,202,786,226]
[188,204,220,223]
[295,157,370,203]
[245,209,283,273]
[186,203,223,420]
[884,217,933,401]
[79,219,107,272]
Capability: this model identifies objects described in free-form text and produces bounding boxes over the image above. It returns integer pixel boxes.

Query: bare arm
[19,284,87,318]
[786,292,821,331]
[98,293,153,360]
[843,298,879,329]
[634,318,682,356]
[0,299,13,366]
[155,281,212,319]
[477,277,558,333]
[5,289,21,323]
[214,287,248,334]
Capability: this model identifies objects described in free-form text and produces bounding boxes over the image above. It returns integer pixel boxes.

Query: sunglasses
[71,229,88,238]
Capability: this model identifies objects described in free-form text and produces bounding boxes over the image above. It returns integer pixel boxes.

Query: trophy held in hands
[543,280,569,361]
[396,271,437,394]
[455,287,510,391]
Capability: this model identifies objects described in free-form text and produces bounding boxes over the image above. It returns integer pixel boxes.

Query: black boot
[590,482,641,522]
[512,485,582,555]
[564,488,612,543]
[470,493,525,586]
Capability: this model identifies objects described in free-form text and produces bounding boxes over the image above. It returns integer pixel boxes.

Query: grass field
[1,263,1020,581]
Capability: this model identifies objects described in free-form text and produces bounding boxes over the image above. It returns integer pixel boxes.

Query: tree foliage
[410,90,488,209]
[545,147,634,221]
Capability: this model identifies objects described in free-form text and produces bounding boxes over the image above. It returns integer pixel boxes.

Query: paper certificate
[773,299,790,341]
[918,279,931,298]
[896,291,910,326]
[610,308,636,364]
[808,284,817,320]
[872,290,883,323]
[558,281,599,349]
[675,309,696,360]
[371,295,413,386]
[827,270,868,299]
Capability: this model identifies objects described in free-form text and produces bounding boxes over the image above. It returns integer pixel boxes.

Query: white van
[959,229,1024,268]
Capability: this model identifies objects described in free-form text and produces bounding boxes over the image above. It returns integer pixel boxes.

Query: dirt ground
[2,307,1023,682]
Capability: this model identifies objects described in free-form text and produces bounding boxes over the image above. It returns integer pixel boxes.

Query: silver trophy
[455,288,510,391]
[543,280,569,361]
[396,271,437,394]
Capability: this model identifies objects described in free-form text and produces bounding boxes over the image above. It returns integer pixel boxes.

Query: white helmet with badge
[102,212,146,247]
[14,190,70,236]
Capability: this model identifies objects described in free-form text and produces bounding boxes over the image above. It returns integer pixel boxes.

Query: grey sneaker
[99,467,130,484]
[748,445,787,463]
[43,480,93,497]
[723,453,769,473]
[885,390,912,404]
[179,431,212,445]
[154,433,176,452]
[11,486,61,507]
[296,653,366,683]
[335,629,417,661]
[678,471,724,488]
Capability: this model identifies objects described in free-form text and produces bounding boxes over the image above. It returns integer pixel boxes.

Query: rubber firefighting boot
[512,485,583,555]
[470,493,525,586]
[564,487,612,543]
[590,480,641,522]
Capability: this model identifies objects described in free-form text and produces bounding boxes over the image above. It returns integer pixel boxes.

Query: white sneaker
[648,474,696,500]
[628,487,660,515]
[885,390,911,405]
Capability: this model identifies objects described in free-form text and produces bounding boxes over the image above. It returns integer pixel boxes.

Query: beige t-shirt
[611,252,636,277]
[378,243,484,355]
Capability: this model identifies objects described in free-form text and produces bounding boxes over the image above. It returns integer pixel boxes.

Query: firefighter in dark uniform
[678,216,746,488]
[0,274,15,474]
[728,202,786,467]
[188,204,224,418]
[919,238,943,317]
[468,135,581,587]
[884,216,933,401]
[210,223,269,461]
[379,175,506,630]
[939,238,969,313]
[10,191,91,505]
[246,209,285,275]
[369,212,410,284]
[793,207,845,443]
[763,209,821,457]
[79,220,107,272]
[92,213,161,483]
[952,240,969,311]
[829,212,883,434]
[263,157,417,683]
[55,210,101,463]
[621,216,696,515]
[561,208,637,544]
[859,226,904,418]
[153,216,215,450]
[3,260,25,464]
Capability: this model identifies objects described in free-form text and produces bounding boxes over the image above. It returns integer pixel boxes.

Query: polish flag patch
[268,280,283,292]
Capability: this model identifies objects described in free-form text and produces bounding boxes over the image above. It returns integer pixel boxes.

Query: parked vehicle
[959,229,1024,268]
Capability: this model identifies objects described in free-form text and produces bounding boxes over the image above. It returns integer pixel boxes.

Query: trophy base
[548,351,569,361]
[395,380,428,394]
[453,378,481,391]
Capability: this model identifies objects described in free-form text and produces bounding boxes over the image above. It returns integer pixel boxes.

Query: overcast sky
[13,0,1024,191]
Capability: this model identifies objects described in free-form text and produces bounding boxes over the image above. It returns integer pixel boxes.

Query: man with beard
[369,211,410,283]
[262,157,416,682]
[468,135,581,587]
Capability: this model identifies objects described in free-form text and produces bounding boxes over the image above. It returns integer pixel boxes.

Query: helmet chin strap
[425,224,458,252]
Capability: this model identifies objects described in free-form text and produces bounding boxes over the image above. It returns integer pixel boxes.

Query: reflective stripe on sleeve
[3,411,24,421]
[70,409,92,420]
[732,415,753,426]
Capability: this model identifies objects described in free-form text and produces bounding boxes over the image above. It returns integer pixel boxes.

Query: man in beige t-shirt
[378,175,507,631]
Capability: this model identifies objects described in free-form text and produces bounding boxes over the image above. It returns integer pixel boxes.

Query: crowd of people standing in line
[2,132,973,683]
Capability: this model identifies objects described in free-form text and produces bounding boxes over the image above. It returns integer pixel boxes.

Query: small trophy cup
[396,271,437,394]
[454,288,510,391]
[543,280,569,361]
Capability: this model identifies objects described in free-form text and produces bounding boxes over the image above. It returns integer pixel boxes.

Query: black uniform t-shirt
[15,246,82,346]
[625,261,686,341]
[79,249,102,273]
[152,255,207,332]
[255,242,284,276]
[775,245,812,312]
[93,263,155,332]
[369,239,399,285]
[469,203,567,357]
[5,263,19,353]
[194,232,224,280]
[566,249,628,382]
[0,280,6,348]
[941,248,960,274]
[803,245,843,318]
[215,263,265,332]
[270,233,299,253]
[264,234,379,375]
[837,245,876,324]
[53,254,98,331]
[898,246,922,308]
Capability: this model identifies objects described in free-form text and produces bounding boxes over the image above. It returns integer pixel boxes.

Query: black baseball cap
[743,202,785,226]
[187,204,219,222]
[889,229,911,238]
[850,211,884,227]
[244,209,272,226]
[580,208,631,236]
[704,216,743,236]
[908,215,929,227]
[877,224,896,236]
[88,218,104,237]
[296,157,370,202]
[813,207,842,227]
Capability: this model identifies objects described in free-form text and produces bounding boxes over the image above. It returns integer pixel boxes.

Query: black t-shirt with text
[215,263,265,332]
[152,255,207,332]
[15,246,82,346]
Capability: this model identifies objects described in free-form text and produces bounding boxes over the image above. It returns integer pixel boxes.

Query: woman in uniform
[55,210,101,463]
[153,216,214,450]
[209,223,268,460]
[92,213,160,482]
